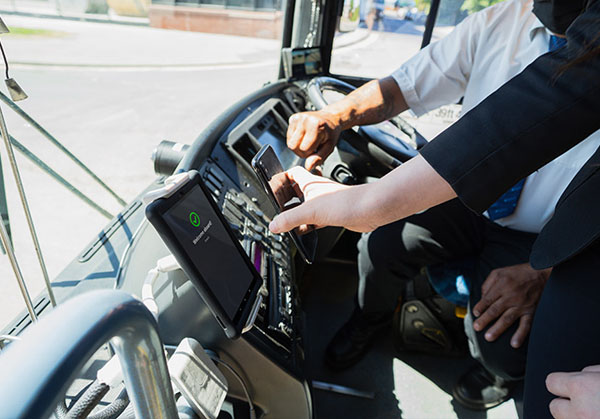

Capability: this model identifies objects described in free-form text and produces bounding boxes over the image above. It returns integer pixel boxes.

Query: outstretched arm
[269,154,456,234]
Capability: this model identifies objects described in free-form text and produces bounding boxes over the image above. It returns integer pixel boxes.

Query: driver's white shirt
[391,0,600,233]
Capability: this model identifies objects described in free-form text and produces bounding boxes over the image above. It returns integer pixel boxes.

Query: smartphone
[251,144,318,264]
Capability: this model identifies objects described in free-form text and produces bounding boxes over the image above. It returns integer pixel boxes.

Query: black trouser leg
[467,222,537,381]
[523,241,600,418]
[357,198,537,380]
[357,199,486,315]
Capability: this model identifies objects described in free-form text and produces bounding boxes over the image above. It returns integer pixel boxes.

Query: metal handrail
[0,205,37,321]
[0,103,56,307]
[0,290,178,419]
[0,90,126,207]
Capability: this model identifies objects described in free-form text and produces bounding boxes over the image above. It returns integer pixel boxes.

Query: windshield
[0,0,510,328]
[0,2,283,326]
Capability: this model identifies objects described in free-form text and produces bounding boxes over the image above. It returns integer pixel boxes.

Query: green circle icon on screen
[189,212,201,227]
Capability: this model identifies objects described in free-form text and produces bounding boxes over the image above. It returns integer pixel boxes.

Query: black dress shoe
[452,364,518,410]
[325,308,391,370]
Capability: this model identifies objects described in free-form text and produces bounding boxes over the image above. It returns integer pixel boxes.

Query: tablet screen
[163,185,254,319]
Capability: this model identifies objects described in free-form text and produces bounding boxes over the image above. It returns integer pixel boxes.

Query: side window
[330,0,426,79]
[330,0,505,78]
[329,0,505,138]
[432,0,504,37]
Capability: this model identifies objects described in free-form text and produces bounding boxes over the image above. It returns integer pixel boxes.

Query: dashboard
[142,79,410,418]
[194,91,309,370]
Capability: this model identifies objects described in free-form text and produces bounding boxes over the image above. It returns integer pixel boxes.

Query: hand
[287,111,342,171]
[269,167,378,234]
[546,365,600,419]
[472,263,551,348]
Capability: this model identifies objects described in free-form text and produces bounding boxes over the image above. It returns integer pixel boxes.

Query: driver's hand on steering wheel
[287,111,342,171]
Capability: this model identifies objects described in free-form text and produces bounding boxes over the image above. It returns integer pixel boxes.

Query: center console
[195,95,306,378]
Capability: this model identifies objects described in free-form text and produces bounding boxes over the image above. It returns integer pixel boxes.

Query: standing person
[270,0,600,416]
[285,0,593,410]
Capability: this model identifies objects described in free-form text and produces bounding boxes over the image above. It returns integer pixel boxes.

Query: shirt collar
[529,15,546,41]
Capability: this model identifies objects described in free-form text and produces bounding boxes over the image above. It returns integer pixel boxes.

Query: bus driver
[284,0,594,410]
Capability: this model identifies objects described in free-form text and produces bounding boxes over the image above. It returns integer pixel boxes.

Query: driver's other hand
[287,111,341,171]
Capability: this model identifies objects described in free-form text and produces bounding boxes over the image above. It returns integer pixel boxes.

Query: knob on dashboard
[152,140,190,176]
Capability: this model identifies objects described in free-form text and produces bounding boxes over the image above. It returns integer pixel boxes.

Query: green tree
[415,0,431,12]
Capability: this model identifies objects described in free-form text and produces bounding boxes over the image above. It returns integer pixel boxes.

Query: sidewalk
[1,15,281,68]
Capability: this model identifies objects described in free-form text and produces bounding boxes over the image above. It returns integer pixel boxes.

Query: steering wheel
[306,76,427,164]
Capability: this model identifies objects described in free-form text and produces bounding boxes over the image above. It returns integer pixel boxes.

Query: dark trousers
[357,199,537,380]
[523,240,600,417]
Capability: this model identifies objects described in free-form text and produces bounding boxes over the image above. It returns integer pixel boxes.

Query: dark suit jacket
[420,1,600,269]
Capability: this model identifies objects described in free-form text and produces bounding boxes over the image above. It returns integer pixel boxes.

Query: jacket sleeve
[419,1,600,214]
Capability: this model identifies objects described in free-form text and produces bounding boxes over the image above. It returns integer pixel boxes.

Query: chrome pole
[10,135,114,219]
[0,91,127,207]
[111,317,178,418]
[0,291,178,419]
[0,104,56,307]
[0,211,37,321]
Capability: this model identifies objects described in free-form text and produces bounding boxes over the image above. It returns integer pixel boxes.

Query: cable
[54,400,68,419]
[141,254,179,319]
[0,40,9,79]
[66,381,109,419]
[88,387,129,419]
[56,379,129,419]
[208,355,256,419]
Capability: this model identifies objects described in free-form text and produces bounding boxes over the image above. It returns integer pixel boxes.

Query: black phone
[251,144,318,264]
[145,170,263,339]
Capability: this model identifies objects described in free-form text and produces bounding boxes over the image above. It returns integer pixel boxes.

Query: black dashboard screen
[257,127,301,169]
[163,185,254,319]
